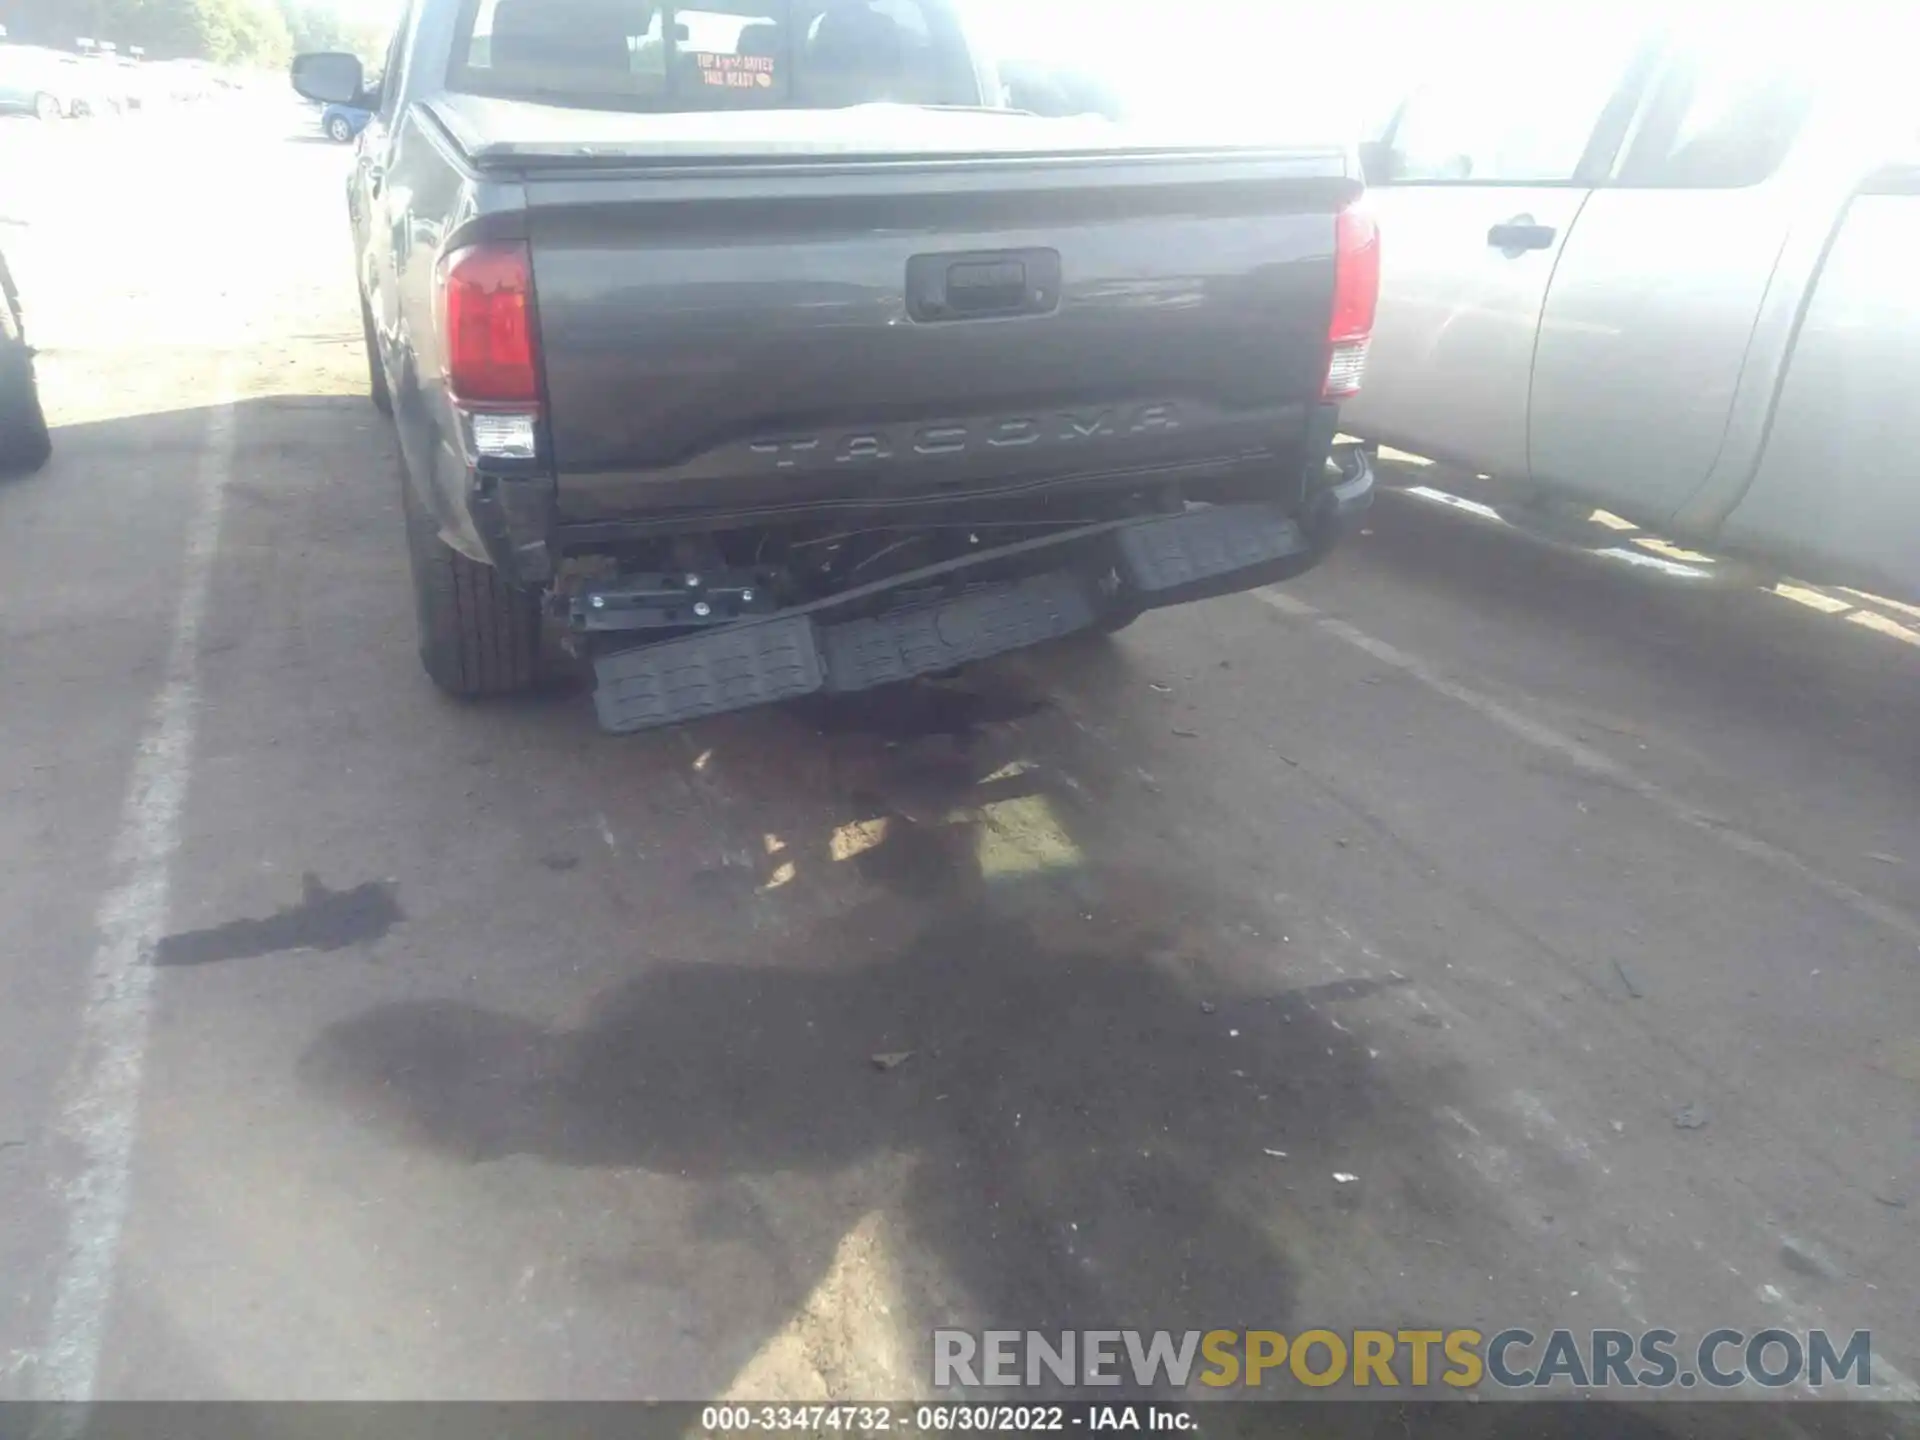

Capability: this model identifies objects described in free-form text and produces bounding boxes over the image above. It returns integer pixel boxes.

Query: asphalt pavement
[1,102,1917,1414]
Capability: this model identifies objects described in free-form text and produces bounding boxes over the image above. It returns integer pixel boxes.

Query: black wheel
[361,293,392,416]
[0,282,51,476]
[1097,604,1143,635]
[34,93,62,121]
[401,467,540,698]
[328,115,354,142]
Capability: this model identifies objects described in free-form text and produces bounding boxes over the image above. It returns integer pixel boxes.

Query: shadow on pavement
[299,682,1471,1399]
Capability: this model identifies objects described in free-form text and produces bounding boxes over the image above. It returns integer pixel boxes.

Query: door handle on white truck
[1488,217,1557,254]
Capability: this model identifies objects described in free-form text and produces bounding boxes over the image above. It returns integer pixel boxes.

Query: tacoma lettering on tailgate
[748,402,1183,470]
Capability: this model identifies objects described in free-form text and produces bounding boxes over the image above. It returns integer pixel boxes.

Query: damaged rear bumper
[589,459,1372,735]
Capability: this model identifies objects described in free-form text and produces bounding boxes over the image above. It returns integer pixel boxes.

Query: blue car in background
[321,102,371,143]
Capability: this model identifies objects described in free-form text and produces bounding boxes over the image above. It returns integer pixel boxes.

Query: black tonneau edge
[420,96,1358,187]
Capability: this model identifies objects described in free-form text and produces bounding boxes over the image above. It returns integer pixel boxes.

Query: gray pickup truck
[292,0,1378,735]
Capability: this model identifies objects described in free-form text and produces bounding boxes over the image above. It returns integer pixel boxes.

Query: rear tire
[328,115,354,142]
[0,356,51,476]
[361,293,393,416]
[0,289,51,476]
[33,93,61,122]
[402,468,540,698]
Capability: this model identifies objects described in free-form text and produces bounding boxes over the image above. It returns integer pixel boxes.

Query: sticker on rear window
[694,51,775,89]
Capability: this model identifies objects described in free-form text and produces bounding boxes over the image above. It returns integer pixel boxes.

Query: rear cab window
[1615,44,1813,189]
[451,0,982,111]
[1390,78,1609,184]
[1371,21,1656,185]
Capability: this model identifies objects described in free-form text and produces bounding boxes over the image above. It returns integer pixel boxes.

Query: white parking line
[1253,587,1920,950]
[35,371,238,1403]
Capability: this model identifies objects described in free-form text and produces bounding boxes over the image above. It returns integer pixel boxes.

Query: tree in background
[277,0,383,60]
[0,0,384,65]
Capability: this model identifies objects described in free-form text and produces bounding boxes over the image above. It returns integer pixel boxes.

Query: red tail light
[1324,203,1380,399]
[441,242,540,406]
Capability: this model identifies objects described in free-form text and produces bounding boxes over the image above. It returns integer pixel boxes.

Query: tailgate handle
[908,249,1061,322]
[947,259,1028,312]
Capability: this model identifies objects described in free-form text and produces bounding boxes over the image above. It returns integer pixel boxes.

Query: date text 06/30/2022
[701,1405,1193,1433]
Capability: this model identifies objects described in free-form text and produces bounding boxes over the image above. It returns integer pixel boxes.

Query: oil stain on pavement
[153,872,402,967]
[296,737,1480,1400]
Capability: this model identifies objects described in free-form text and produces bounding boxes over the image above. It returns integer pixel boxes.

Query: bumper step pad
[591,504,1309,736]
[594,571,1094,735]
[820,571,1094,693]
[593,615,824,735]
[1115,502,1303,594]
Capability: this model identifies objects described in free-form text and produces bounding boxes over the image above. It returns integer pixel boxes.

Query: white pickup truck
[1342,15,1920,604]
